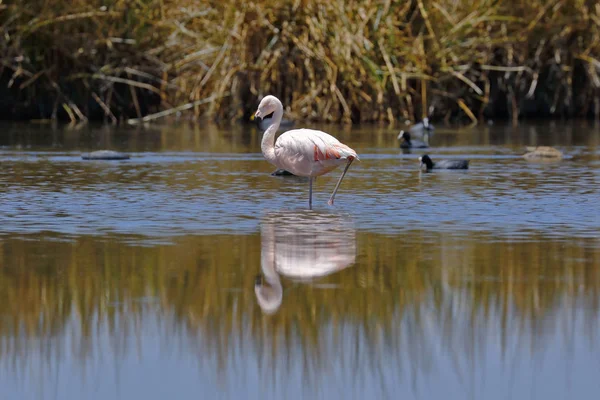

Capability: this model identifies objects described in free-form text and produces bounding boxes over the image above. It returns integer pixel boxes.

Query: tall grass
[1,0,599,123]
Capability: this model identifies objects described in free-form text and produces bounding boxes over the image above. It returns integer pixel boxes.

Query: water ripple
[0,145,598,240]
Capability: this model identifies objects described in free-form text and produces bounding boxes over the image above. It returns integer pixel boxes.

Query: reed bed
[1,0,599,123]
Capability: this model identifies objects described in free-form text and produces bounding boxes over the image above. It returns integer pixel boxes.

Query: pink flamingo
[254,95,359,209]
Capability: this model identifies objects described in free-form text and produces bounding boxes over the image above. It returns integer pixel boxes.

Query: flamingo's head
[254,95,280,121]
[254,273,283,315]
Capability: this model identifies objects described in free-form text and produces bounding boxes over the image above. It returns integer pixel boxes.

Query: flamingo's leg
[328,157,354,206]
[308,177,313,210]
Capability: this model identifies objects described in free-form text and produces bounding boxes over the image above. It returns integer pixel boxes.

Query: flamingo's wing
[273,129,358,176]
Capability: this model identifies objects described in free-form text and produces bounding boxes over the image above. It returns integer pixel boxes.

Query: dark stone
[81,150,130,160]
[271,169,294,176]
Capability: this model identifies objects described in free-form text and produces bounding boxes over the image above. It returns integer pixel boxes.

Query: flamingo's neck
[255,221,283,313]
[261,246,281,287]
[261,101,284,166]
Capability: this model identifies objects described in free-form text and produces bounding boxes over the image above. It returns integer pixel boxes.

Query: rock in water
[81,150,130,160]
[523,146,563,160]
[271,169,295,176]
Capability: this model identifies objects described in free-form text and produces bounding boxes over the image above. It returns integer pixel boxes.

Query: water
[0,121,599,399]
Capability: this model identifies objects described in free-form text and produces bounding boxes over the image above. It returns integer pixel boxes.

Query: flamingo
[254,95,359,209]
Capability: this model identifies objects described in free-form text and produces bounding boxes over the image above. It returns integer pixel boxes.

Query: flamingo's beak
[254,110,263,122]
[254,274,263,286]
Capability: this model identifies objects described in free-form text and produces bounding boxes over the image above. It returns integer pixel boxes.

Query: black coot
[419,154,469,170]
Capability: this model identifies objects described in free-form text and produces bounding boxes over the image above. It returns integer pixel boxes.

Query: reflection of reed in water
[0,232,599,397]
[255,211,356,314]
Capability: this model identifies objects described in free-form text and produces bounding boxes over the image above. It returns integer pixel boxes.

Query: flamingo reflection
[255,211,357,314]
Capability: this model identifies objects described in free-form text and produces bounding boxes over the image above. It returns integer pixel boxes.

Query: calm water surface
[0,121,599,399]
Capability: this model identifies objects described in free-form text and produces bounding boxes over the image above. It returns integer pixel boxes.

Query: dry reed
[1,0,599,123]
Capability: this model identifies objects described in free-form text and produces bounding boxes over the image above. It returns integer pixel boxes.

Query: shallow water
[0,121,599,399]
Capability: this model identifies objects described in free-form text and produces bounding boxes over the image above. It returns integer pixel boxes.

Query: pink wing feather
[273,129,358,177]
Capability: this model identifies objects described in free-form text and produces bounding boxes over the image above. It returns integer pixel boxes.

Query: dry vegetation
[1,0,600,123]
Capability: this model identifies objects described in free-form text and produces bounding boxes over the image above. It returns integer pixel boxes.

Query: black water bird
[398,131,429,149]
[400,117,434,142]
[419,154,469,171]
